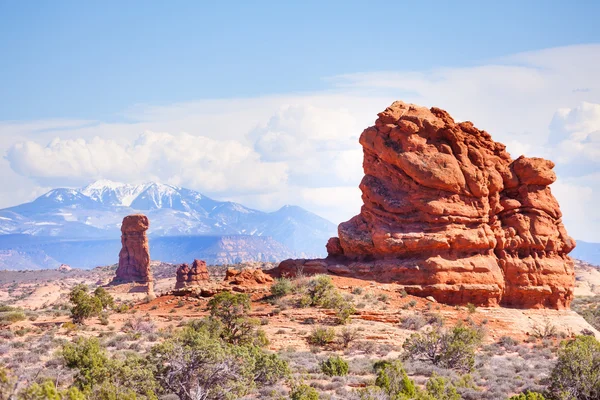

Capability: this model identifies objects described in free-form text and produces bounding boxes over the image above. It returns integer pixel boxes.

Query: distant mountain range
[0,180,336,269]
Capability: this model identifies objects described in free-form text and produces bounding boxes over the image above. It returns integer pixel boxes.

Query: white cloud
[250,104,368,188]
[300,186,363,224]
[251,104,360,160]
[7,131,288,195]
[552,175,599,243]
[548,102,600,168]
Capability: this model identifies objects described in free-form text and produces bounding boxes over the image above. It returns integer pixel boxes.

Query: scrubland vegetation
[0,273,599,399]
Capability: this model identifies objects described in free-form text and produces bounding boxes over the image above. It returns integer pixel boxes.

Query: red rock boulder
[224,268,274,286]
[277,101,575,309]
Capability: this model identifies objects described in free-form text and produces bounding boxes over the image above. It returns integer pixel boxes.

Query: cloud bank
[2,44,600,242]
[7,132,288,194]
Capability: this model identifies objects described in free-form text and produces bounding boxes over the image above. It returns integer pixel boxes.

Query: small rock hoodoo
[278,101,575,309]
[113,214,153,284]
[175,259,210,289]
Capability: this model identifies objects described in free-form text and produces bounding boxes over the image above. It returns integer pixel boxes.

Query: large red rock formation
[114,214,152,283]
[278,101,575,309]
[175,259,210,289]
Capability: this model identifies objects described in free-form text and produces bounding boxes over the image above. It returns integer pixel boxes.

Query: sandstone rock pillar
[114,214,153,285]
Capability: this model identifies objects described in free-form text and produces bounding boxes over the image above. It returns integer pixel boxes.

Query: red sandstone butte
[277,101,575,309]
[113,214,152,283]
[175,259,210,289]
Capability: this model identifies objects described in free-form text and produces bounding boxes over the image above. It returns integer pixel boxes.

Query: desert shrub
[1,365,15,400]
[307,326,336,346]
[17,379,86,400]
[123,316,156,334]
[352,287,364,295]
[424,374,461,400]
[335,298,357,325]
[62,321,78,332]
[306,275,337,307]
[425,313,445,327]
[547,335,600,400]
[338,327,359,348]
[320,355,349,376]
[18,379,61,400]
[271,278,293,298]
[151,327,251,399]
[466,303,477,313]
[98,313,109,326]
[69,284,102,323]
[290,384,319,400]
[88,383,140,400]
[498,335,519,347]
[350,386,388,400]
[98,352,158,399]
[509,391,546,400]
[531,318,558,340]
[93,287,114,310]
[0,310,26,325]
[69,342,153,398]
[113,303,129,313]
[374,360,416,398]
[151,324,282,400]
[299,275,356,324]
[0,330,14,339]
[252,350,289,385]
[62,337,109,390]
[207,292,266,346]
[400,314,427,331]
[378,294,389,302]
[402,323,484,372]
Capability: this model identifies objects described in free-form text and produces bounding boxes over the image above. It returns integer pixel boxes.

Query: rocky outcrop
[175,259,210,289]
[171,268,274,298]
[224,268,274,286]
[58,264,72,272]
[113,214,152,284]
[277,101,575,309]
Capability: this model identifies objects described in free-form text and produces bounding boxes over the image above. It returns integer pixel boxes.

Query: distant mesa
[112,214,153,291]
[175,259,210,289]
[276,101,575,310]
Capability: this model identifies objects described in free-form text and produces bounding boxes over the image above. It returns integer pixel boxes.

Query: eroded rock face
[224,268,274,286]
[114,214,152,283]
[278,101,575,309]
[175,259,210,289]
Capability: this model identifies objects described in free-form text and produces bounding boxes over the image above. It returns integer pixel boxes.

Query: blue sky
[1,1,599,120]
[0,1,599,242]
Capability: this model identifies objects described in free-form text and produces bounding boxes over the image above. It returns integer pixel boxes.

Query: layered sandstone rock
[278,101,575,309]
[175,259,210,289]
[114,214,152,284]
[225,268,274,286]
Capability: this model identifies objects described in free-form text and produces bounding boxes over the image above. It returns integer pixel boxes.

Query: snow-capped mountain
[0,180,337,269]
